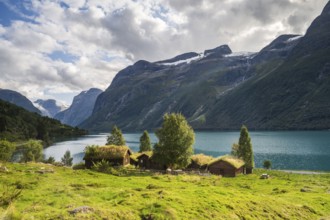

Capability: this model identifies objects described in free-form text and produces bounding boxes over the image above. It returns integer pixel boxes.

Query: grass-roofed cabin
[83,145,132,169]
[187,154,214,171]
[208,155,245,177]
[136,151,154,169]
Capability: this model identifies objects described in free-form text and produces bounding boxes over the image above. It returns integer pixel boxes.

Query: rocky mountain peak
[204,44,232,57]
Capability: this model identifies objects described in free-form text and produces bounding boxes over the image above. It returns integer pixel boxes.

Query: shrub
[21,140,43,162]
[92,160,112,173]
[72,162,86,170]
[43,156,56,164]
[263,160,272,169]
[0,140,16,162]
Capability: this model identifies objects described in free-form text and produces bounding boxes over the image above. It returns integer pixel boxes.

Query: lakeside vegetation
[0,99,87,145]
[1,162,329,219]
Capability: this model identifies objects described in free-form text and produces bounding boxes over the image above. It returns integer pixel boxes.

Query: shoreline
[276,169,329,175]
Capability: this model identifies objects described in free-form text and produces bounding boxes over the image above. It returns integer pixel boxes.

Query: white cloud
[0,0,328,105]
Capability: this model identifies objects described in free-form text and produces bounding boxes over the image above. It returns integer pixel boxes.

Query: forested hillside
[0,99,87,144]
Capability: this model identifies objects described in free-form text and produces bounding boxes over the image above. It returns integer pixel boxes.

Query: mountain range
[0,89,41,114]
[80,1,330,131]
[34,99,67,118]
[54,88,103,127]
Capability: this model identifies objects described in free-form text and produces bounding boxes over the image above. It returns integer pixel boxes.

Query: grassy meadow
[0,162,330,219]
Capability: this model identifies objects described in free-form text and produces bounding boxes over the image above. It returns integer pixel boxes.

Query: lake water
[44,131,330,171]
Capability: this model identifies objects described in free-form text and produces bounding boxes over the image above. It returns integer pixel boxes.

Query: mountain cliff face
[81,1,330,131]
[55,88,102,127]
[205,1,330,130]
[0,89,41,114]
[34,99,67,118]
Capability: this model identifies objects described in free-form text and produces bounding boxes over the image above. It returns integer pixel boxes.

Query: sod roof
[136,151,153,159]
[191,154,214,166]
[208,155,245,169]
[84,145,132,160]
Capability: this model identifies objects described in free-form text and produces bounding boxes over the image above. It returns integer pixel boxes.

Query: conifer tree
[139,130,152,152]
[153,113,195,169]
[106,125,126,146]
[238,125,254,173]
[61,150,73,166]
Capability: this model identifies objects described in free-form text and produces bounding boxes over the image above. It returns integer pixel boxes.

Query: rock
[300,188,312,192]
[260,174,269,179]
[36,169,54,174]
[68,206,94,215]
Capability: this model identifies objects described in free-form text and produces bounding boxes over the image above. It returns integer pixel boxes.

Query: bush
[92,160,112,173]
[263,160,272,169]
[72,162,86,170]
[0,140,16,162]
[43,156,55,164]
[21,140,43,162]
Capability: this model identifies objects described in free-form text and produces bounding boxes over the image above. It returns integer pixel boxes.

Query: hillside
[0,89,41,114]
[0,163,329,219]
[0,99,86,144]
[80,2,330,132]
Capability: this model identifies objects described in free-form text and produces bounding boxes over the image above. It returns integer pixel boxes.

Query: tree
[106,126,126,146]
[153,113,195,169]
[263,160,272,169]
[61,150,73,166]
[21,140,43,162]
[45,156,55,164]
[238,125,254,174]
[139,130,152,152]
[231,143,239,157]
[0,140,16,162]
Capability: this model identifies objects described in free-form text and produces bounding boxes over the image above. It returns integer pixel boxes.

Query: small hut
[83,145,132,168]
[130,152,142,167]
[136,151,154,169]
[136,151,165,170]
[208,155,245,177]
[187,154,214,171]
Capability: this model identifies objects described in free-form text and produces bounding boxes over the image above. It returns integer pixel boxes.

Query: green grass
[1,163,330,219]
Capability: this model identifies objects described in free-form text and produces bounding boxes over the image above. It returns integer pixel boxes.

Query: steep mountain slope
[55,88,102,126]
[0,99,86,143]
[0,89,41,114]
[34,99,67,117]
[81,1,330,131]
[80,44,256,131]
[205,1,330,130]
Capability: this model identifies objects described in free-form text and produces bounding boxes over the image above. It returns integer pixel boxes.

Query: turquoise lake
[44,131,330,171]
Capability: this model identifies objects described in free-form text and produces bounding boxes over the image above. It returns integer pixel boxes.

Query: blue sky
[0,0,327,105]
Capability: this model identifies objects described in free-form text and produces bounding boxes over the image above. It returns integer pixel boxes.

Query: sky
[0,0,328,106]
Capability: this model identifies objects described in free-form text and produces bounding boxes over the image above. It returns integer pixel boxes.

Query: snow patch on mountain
[159,53,204,66]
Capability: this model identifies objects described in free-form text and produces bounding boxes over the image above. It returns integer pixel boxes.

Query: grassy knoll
[1,163,329,219]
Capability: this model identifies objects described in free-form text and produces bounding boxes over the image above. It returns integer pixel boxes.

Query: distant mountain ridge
[80,1,330,131]
[55,88,103,127]
[0,89,41,114]
[34,99,67,118]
